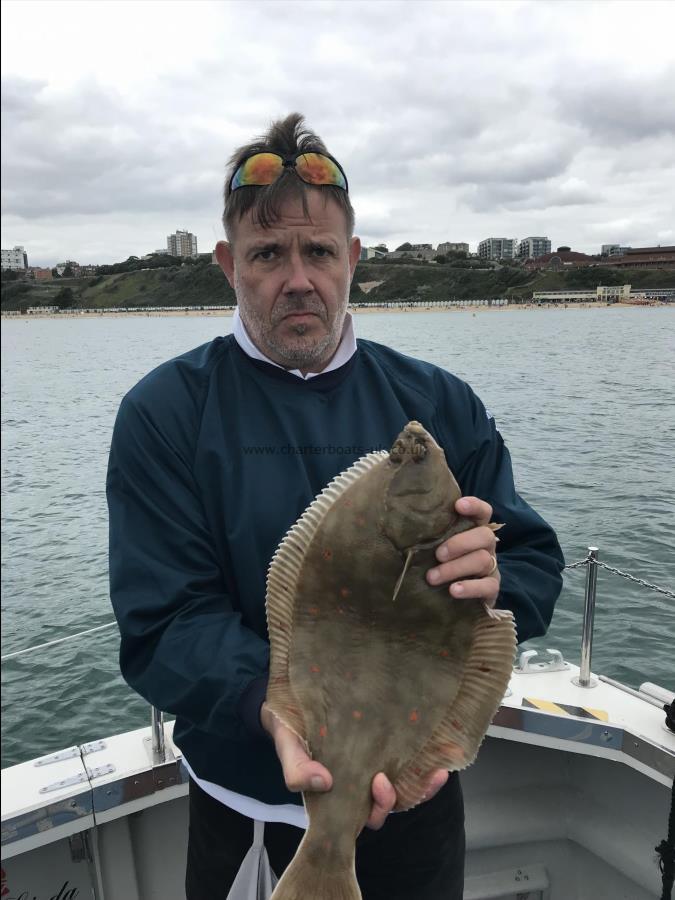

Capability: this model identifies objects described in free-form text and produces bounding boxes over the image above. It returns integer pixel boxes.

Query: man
[107,113,564,899]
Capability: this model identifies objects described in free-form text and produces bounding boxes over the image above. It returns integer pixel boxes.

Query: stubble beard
[237,284,349,370]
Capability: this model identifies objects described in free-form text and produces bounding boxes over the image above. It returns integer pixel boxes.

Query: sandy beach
[2,301,665,321]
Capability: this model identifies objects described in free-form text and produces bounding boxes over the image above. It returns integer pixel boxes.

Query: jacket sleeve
[107,389,270,742]
[436,380,565,644]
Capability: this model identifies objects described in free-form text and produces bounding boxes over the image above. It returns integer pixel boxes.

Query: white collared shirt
[231,306,357,378]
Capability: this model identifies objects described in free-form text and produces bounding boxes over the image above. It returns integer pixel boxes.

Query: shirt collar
[232,307,357,380]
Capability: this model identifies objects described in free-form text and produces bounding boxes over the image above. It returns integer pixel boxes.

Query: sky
[2,0,674,267]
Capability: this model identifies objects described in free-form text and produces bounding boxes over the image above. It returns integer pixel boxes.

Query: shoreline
[1,301,668,321]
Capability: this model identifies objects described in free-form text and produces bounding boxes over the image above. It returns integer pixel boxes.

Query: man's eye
[311,246,330,257]
[255,249,277,261]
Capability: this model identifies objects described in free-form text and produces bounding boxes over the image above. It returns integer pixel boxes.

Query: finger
[435,525,497,564]
[449,573,500,608]
[274,726,333,794]
[428,548,498,586]
[365,772,396,830]
[455,496,493,526]
[422,769,449,803]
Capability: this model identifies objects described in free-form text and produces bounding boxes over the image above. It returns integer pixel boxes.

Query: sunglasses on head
[228,151,348,193]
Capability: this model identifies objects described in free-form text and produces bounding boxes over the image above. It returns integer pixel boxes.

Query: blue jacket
[107,335,564,804]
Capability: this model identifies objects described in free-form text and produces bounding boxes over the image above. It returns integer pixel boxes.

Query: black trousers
[186,775,465,899]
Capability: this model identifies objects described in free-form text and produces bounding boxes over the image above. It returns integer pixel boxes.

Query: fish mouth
[390,422,440,463]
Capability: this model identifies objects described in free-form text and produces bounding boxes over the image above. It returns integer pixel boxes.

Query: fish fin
[265,451,388,736]
[271,832,360,900]
[488,522,505,533]
[392,608,516,811]
[392,550,414,602]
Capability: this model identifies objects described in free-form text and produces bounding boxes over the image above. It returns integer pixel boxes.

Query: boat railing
[562,546,674,691]
[2,545,673,765]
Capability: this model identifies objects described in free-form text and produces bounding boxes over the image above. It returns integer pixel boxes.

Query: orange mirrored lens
[295,153,347,189]
[231,153,283,189]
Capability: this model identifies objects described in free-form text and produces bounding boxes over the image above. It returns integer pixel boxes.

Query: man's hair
[222,112,355,240]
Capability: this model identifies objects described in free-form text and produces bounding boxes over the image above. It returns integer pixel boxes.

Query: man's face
[216,191,361,372]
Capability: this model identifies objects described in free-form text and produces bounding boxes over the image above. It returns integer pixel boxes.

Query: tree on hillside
[54,287,75,308]
[62,265,74,277]
[395,242,413,251]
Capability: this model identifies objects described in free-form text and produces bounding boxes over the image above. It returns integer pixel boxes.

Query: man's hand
[426,496,501,607]
[260,703,448,829]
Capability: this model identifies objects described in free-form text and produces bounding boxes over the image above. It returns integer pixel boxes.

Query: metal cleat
[514,648,569,674]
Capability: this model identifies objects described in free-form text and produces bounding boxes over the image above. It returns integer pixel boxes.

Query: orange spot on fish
[352,710,363,720]
[322,548,333,561]
[322,839,333,851]
[409,710,419,722]
[308,606,319,616]
[413,766,422,776]
[310,664,320,673]
[451,719,465,732]
[343,498,354,508]
[319,725,328,738]
[355,515,366,527]
[439,649,449,658]
[345,670,353,680]
[339,587,351,599]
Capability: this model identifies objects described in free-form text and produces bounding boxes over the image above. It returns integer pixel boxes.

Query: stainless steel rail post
[151,706,166,762]
[573,546,599,688]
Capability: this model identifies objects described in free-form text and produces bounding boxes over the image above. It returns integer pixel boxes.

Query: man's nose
[283,251,313,295]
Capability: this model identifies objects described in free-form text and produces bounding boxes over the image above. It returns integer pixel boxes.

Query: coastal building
[477,238,517,260]
[1,245,28,271]
[387,246,437,261]
[437,242,469,255]
[360,246,389,260]
[167,230,198,258]
[31,267,53,281]
[532,285,674,303]
[517,237,551,259]
[601,244,631,257]
[597,246,675,269]
[55,261,79,276]
[525,247,597,271]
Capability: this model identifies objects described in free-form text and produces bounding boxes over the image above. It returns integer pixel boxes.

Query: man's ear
[215,241,235,288]
[348,236,361,278]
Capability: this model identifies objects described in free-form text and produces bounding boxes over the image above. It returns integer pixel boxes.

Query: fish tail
[271,833,360,900]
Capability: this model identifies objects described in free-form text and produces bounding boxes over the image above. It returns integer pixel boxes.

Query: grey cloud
[556,66,675,142]
[2,1,675,264]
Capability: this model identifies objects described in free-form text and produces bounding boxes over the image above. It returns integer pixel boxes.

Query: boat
[2,549,674,900]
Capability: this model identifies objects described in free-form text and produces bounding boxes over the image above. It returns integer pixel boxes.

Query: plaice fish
[265,421,516,900]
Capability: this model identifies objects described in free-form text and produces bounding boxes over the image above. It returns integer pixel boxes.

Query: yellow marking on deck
[523,698,609,721]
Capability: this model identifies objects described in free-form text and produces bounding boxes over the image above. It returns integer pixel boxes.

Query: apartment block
[1,245,28,270]
[167,230,198,258]
[437,242,470,255]
[517,236,551,259]
[477,238,517,260]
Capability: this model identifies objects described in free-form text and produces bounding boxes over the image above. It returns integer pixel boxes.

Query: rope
[1,621,118,662]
